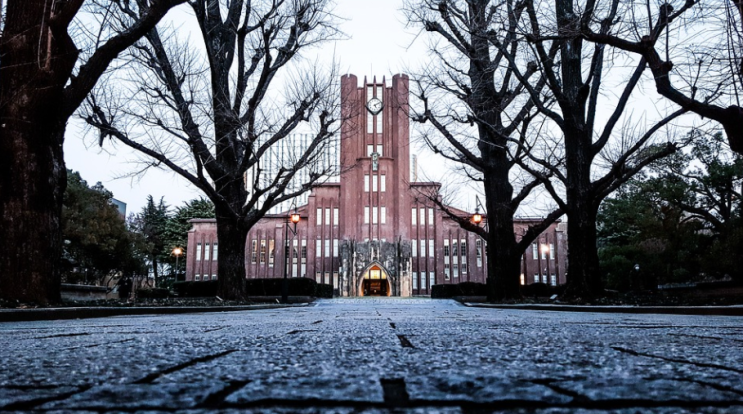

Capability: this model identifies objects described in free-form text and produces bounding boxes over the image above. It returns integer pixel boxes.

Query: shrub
[172,280,218,297]
[245,277,318,296]
[136,288,170,299]
[431,282,487,298]
[520,282,564,297]
[315,283,334,298]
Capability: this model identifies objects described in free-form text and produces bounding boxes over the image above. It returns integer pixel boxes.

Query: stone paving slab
[1,298,743,413]
[466,302,743,316]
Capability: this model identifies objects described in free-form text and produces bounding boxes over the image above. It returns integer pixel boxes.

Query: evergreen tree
[131,196,169,287]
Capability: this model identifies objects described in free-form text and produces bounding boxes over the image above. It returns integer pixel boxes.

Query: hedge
[136,288,170,299]
[520,282,564,297]
[172,278,334,298]
[431,282,487,298]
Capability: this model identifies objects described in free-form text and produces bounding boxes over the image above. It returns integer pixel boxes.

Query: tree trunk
[0,3,69,304]
[563,202,602,299]
[482,168,521,301]
[214,198,249,300]
[151,256,159,287]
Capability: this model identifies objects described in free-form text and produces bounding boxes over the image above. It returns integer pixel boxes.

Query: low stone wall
[61,284,116,301]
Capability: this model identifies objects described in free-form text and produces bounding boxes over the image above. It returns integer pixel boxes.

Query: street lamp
[471,195,484,226]
[172,247,183,282]
[282,204,300,304]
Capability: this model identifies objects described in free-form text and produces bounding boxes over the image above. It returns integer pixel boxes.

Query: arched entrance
[358,263,391,296]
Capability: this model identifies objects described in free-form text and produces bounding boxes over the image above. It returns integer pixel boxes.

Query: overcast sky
[64,0,429,216]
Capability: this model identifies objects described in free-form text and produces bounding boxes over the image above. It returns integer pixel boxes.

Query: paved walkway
[1,298,742,413]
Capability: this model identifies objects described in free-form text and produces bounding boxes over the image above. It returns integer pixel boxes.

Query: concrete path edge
[463,302,743,316]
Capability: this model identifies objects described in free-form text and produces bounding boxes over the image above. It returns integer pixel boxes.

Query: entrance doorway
[359,264,391,296]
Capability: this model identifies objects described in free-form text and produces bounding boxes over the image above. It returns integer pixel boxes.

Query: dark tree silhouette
[0,0,186,304]
[84,0,342,299]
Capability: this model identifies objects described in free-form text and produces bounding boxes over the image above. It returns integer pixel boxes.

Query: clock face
[366,98,383,115]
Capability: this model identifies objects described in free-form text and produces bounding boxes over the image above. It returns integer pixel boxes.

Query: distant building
[111,198,127,219]
[186,74,567,295]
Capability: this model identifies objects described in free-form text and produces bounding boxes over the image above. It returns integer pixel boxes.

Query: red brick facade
[186,74,567,295]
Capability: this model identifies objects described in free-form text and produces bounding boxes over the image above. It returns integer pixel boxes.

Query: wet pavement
[1,297,742,413]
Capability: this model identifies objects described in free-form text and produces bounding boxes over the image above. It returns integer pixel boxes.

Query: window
[453,263,459,278]
[325,208,330,225]
[520,274,525,285]
[367,110,373,134]
[364,207,370,224]
[301,240,307,264]
[420,239,426,257]
[381,207,386,224]
[412,208,417,225]
[325,240,330,259]
[551,274,557,286]
[251,240,257,263]
[376,144,383,156]
[268,240,274,267]
[367,144,374,156]
[212,274,217,280]
[333,239,339,257]
[420,208,426,225]
[532,243,538,260]
[429,272,435,289]
[380,175,386,192]
[444,240,450,264]
[196,243,202,261]
[428,239,434,257]
[316,240,322,257]
[377,85,383,102]
[445,267,450,280]
[543,274,548,284]
[461,239,467,256]
[550,243,555,260]
[412,240,417,257]
[260,240,266,264]
[421,272,426,290]
[534,274,539,283]
[372,175,378,192]
[316,272,322,283]
[333,208,339,225]
[213,243,218,260]
[317,208,322,225]
[476,239,482,268]
[364,175,370,192]
[541,244,547,260]
[462,262,467,274]
[428,208,434,225]
[413,272,418,289]
[204,243,210,261]
[452,241,458,261]
[333,272,339,288]
[372,207,378,224]
[195,274,201,281]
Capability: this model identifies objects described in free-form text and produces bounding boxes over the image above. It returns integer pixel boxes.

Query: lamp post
[282,204,301,304]
[172,247,183,282]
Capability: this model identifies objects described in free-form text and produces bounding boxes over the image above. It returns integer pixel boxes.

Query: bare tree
[494,0,688,299]
[84,0,341,299]
[582,0,743,154]
[0,0,186,304]
[405,0,563,300]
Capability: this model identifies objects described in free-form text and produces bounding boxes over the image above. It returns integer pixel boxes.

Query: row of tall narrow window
[411,239,435,257]
[364,174,386,192]
[411,208,434,226]
[194,274,217,281]
[411,271,435,290]
[316,208,339,226]
[363,206,387,224]
[531,243,555,260]
[195,242,218,261]
[315,271,340,288]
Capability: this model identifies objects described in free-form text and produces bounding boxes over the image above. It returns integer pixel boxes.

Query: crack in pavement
[34,332,90,340]
[0,385,92,410]
[389,322,396,329]
[380,378,410,407]
[530,378,590,402]
[611,346,743,374]
[311,320,323,324]
[63,338,135,350]
[197,380,251,408]
[396,334,414,348]
[203,326,227,333]
[672,377,743,397]
[286,329,317,335]
[132,349,238,384]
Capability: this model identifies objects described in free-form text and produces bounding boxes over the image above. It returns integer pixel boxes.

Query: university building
[185,74,567,296]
